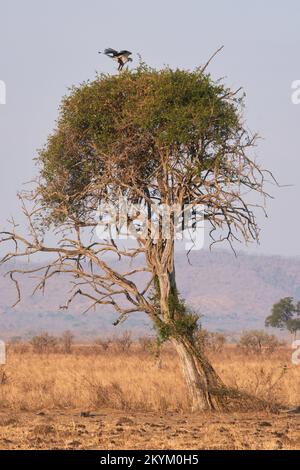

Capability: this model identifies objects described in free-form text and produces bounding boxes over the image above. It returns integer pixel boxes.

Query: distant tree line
[8,328,287,357]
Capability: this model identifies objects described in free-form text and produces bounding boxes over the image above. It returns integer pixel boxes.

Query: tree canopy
[266,297,300,337]
[37,64,265,247]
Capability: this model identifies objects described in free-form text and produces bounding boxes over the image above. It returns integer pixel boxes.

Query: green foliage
[149,275,201,342]
[156,322,174,343]
[154,293,200,343]
[173,312,200,339]
[286,318,300,335]
[155,312,200,343]
[168,287,187,319]
[266,297,300,334]
[36,65,244,225]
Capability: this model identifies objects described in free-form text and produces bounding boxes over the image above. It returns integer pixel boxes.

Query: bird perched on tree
[99,48,133,71]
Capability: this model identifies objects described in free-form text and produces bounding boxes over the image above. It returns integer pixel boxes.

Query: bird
[99,48,133,71]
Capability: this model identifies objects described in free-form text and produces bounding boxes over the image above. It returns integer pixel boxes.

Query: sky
[0,0,299,257]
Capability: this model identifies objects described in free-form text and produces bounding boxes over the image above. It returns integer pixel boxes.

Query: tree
[195,330,226,354]
[287,319,300,339]
[61,330,74,354]
[30,333,58,354]
[95,337,112,352]
[115,331,133,353]
[238,330,281,355]
[0,58,272,411]
[266,297,300,339]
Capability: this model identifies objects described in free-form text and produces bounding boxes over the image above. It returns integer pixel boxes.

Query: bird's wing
[104,48,119,56]
[118,50,132,57]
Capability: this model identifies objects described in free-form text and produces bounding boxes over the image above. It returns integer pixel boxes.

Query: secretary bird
[99,48,133,71]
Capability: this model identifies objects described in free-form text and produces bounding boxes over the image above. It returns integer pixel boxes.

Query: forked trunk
[173,336,227,411]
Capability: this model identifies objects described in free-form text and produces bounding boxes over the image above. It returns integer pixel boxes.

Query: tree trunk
[172,335,227,411]
[156,254,229,412]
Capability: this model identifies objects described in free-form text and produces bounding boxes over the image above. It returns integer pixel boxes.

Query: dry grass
[0,349,188,412]
[0,345,299,450]
[0,345,299,412]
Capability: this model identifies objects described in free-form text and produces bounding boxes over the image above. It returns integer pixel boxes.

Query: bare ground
[0,409,299,450]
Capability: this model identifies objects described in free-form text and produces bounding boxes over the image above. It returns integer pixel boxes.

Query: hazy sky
[0,0,299,256]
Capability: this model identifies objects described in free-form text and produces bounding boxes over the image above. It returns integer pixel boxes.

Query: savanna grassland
[0,342,299,450]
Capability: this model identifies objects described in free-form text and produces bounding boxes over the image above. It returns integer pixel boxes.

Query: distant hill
[0,250,299,340]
